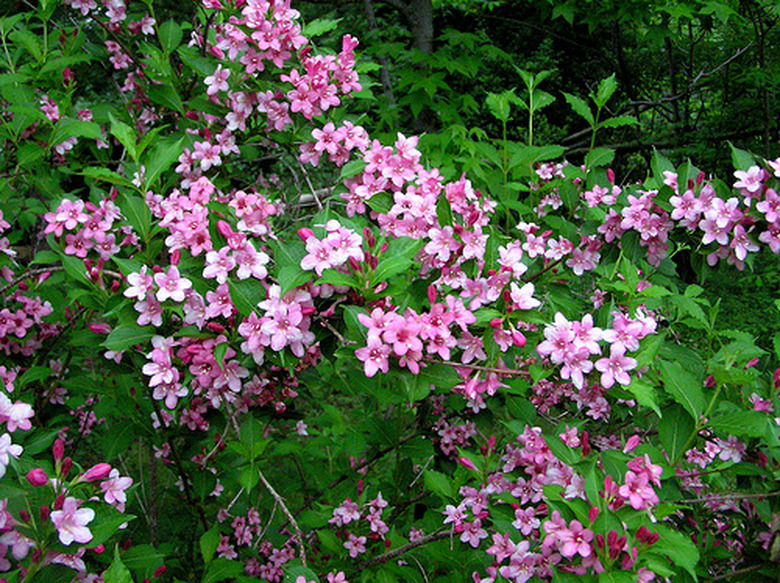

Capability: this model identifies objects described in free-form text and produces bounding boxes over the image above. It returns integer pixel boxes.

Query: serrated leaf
[158,20,182,53]
[302,17,341,38]
[424,470,453,499]
[652,523,700,580]
[585,147,615,168]
[625,379,661,417]
[709,407,769,439]
[729,141,755,170]
[563,92,594,126]
[283,563,320,583]
[594,73,618,108]
[147,84,184,114]
[102,546,133,583]
[658,360,705,421]
[82,167,134,187]
[202,558,244,583]
[121,193,152,240]
[599,114,638,129]
[658,404,695,462]
[109,114,138,161]
[103,325,155,352]
[228,278,265,317]
[15,366,53,389]
[87,505,135,548]
[200,526,221,564]
[239,417,269,461]
[338,158,366,180]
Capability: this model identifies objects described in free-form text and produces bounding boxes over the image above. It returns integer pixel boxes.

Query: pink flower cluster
[299,220,363,276]
[329,493,389,558]
[536,309,656,391]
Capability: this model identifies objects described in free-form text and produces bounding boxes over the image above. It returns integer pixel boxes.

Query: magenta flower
[50,497,95,545]
[558,519,594,558]
[594,344,637,388]
[154,266,192,303]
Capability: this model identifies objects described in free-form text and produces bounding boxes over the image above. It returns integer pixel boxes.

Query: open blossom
[154,266,192,302]
[50,497,95,545]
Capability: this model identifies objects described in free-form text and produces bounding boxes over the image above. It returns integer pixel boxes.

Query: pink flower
[618,470,658,510]
[50,497,95,545]
[343,533,366,558]
[558,520,594,558]
[154,266,192,303]
[205,65,230,95]
[355,337,391,377]
[594,344,637,388]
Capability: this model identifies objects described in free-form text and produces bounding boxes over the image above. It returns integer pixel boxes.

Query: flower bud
[153,566,167,577]
[89,323,111,334]
[216,220,233,238]
[623,434,640,453]
[61,457,72,478]
[26,468,48,487]
[588,506,599,523]
[91,544,105,554]
[458,457,476,471]
[297,228,314,242]
[82,463,112,482]
[170,250,181,266]
[39,505,49,522]
[427,285,437,305]
[18,510,30,523]
[53,439,65,462]
[512,331,526,348]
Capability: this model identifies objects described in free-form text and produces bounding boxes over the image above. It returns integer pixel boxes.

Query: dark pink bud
[595,533,605,549]
[487,435,496,452]
[31,549,42,564]
[19,510,30,523]
[185,110,200,121]
[206,322,225,334]
[427,285,437,305]
[458,457,476,470]
[82,463,111,482]
[588,506,599,523]
[111,280,121,293]
[606,168,615,184]
[378,242,389,254]
[363,227,375,248]
[153,566,167,577]
[18,281,28,291]
[170,250,180,266]
[217,220,233,238]
[696,171,705,186]
[62,67,74,86]
[91,544,105,554]
[89,323,111,334]
[301,305,316,316]
[53,438,64,462]
[581,430,591,457]
[512,331,526,347]
[297,228,314,242]
[39,505,49,522]
[61,457,72,478]
[489,317,502,329]
[26,468,48,487]
[347,257,361,272]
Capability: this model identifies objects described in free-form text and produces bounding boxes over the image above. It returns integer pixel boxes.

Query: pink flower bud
[378,242,388,254]
[61,457,72,478]
[82,463,112,482]
[91,544,105,554]
[89,323,111,334]
[606,168,615,184]
[512,331,526,347]
[458,457,476,471]
[53,439,64,462]
[39,505,49,522]
[623,434,641,453]
[588,506,599,523]
[26,468,48,487]
[489,318,502,329]
[170,250,181,266]
[62,66,74,86]
[297,228,314,242]
[19,510,30,523]
[185,110,200,121]
[216,220,233,238]
[427,285,437,305]
[153,566,167,577]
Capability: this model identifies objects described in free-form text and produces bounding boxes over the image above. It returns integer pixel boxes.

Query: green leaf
[585,147,615,168]
[283,563,320,583]
[121,193,152,240]
[82,167,134,188]
[202,558,244,583]
[200,525,221,564]
[109,114,138,161]
[424,470,453,500]
[652,523,700,580]
[563,92,594,126]
[103,546,133,583]
[143,135,185,185]
[87,505,136,548]
[239,417,269,461]
[625,379,661,418]
[302,17,341,38]
[593,73,618,108]
[658,404,695,462]
[728,142,755,170]
[658,360,705,422]
[9,29,42,63]
[49,118,103,146]
[122,544,165,579]
[709,406,769,439]
[158,20,183,53]
[338,159,366,180]
[485,91,513,123]
[103,325,155,352]
[147,84,184,114]
[599,114,638,129]
[15,366,53,389]
[60,255,91,285]
[228,278,266,317]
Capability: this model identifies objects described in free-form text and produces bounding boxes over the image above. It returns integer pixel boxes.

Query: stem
[358,529,450,568]
[256,468,307,567]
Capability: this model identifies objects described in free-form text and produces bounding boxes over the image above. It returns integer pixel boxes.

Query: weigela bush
[0,1,779,582]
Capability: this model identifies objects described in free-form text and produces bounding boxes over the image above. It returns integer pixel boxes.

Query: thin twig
[358,529,450,569]
[256,468,307,567]
[665,491,780,505]
[711,563,766,581]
